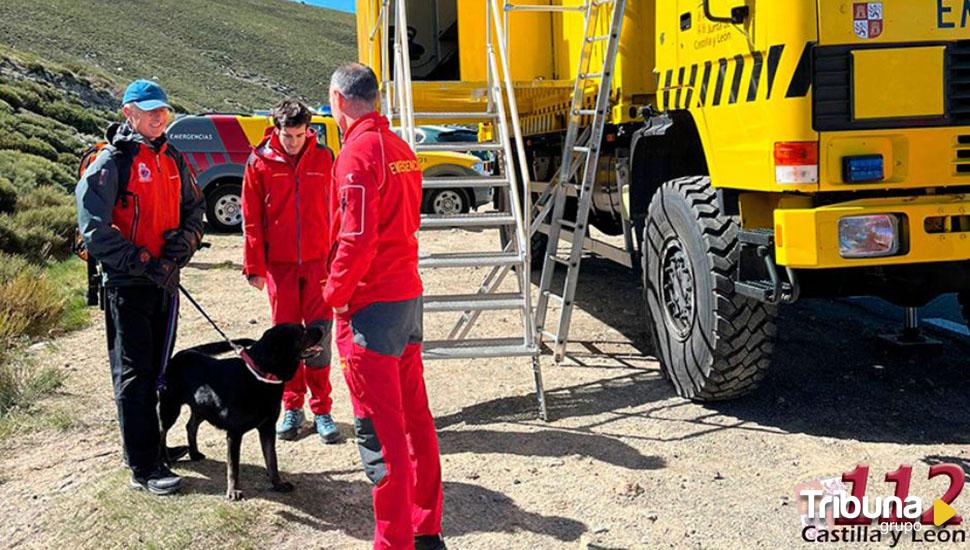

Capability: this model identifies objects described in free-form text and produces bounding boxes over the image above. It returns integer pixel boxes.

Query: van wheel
[206,183,243,233]
[643,176,777,400]
[423,188,469,216]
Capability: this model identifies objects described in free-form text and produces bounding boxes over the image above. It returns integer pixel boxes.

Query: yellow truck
[358,0,970,400]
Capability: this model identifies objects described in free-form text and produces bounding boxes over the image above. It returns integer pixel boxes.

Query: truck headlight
[838,214,900,258]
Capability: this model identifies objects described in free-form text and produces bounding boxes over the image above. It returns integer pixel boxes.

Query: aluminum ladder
[372,0,542,408]
[530,0,627,363]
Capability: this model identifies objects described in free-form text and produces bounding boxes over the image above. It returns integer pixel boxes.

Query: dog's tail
[180,339,257,356]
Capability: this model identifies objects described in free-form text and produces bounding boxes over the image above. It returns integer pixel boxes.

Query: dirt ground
[2,228,970,549]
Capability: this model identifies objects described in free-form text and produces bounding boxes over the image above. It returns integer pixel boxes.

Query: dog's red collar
[240,350,283,385]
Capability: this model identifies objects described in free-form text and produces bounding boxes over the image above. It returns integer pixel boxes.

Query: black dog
[159,323,324,500]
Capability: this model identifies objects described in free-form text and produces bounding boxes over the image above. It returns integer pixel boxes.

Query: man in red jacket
[326,63,444,550]
[241,99,340,443]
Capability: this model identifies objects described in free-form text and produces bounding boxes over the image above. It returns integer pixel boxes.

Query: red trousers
[335,298,442,549]
[266,260,333,415]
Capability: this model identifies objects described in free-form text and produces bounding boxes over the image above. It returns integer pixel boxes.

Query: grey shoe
[277,409,305,441]
[130,464,182,496]
[314,413,341,444]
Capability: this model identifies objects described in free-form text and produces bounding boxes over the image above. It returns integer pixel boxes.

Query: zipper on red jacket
[130,195,140,243]
[294,170,303,266]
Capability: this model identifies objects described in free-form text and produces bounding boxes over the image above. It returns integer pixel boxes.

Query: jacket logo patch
[137,162,152,182]
[341,185,365,237]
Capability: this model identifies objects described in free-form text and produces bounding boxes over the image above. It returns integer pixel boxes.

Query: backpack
[73,142,134,260]
[74,142,134,307]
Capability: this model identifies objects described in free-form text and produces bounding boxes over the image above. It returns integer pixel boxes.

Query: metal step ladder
[373,1,539,368]
[531,0,627,363]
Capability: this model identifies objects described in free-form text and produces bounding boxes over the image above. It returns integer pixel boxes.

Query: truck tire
[205,183,243,233]
[642,176,777,400]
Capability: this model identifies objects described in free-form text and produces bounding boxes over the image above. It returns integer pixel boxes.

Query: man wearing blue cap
[76,79,206,495]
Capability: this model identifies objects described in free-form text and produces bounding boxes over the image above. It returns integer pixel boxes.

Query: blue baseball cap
[122,79,172,111]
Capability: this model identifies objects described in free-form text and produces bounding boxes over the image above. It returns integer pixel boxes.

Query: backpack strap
[78,142,135,207]
[103,144,134,208]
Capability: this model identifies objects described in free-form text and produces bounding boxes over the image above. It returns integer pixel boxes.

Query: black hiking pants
[104,285,178,476]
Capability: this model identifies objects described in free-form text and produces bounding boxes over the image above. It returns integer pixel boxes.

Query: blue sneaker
[277,409,305,441]
[315,414,341,444]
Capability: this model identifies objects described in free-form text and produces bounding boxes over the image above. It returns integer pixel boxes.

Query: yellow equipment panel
[852,46,945,120]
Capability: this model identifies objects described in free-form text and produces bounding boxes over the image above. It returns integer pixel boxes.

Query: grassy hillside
[0,0,357,426]
[0,0,358,112]
[0,49,115,421]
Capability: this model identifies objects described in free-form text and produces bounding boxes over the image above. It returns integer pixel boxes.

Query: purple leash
[156,290,180,392]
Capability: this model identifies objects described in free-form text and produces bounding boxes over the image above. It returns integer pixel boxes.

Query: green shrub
[41,101,105,135]
[0,150,75,192]
[0,213,72,263]
[24,136,59,161]
[58,152,80,168]
[0,99,12,114]
[19,186,73,209]
[0,252,30,284]
[0,217,21,256]
[0,263,63,343]
[0,85,26,110]
[0,177,16,213]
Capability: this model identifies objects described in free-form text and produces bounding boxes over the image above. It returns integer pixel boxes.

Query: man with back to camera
[325,63,445,550]
[241,98,340,444]
[76,79,205,495]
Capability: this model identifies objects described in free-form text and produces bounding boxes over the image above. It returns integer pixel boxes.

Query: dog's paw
[271,480,294,493]
[189,451,206,462]
[225,489,245,501]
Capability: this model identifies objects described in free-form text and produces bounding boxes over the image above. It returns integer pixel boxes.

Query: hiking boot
[277,409,305,441]
[130,464,182,496]
[314,413,341,444]
[415,534,447,550]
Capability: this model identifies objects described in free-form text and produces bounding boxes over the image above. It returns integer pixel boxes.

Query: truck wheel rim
[215,194,242,226]
[660,238,695,340]
[433,190,464,215]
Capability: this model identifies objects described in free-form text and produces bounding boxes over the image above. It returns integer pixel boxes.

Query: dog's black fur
[159,323,323,500]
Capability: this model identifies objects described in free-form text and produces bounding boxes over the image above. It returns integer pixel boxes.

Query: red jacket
[242,127,333,276]
[323,112,423,313]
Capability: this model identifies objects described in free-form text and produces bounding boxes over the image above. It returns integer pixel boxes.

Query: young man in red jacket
[241,99,340,443]
[326,63,444,550]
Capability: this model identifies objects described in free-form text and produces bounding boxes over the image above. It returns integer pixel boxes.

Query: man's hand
[247,275,266,291]
[146,258,180,294]
[335,305,348,315]
[162,229,202,267]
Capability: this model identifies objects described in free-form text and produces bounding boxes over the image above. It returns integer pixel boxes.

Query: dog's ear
[302,326,325,350]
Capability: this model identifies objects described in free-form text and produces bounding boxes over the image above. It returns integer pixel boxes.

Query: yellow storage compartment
[356,0,657,130]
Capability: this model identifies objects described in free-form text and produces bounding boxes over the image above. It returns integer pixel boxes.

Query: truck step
[739,228,774,247]
[735,280,775,302]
